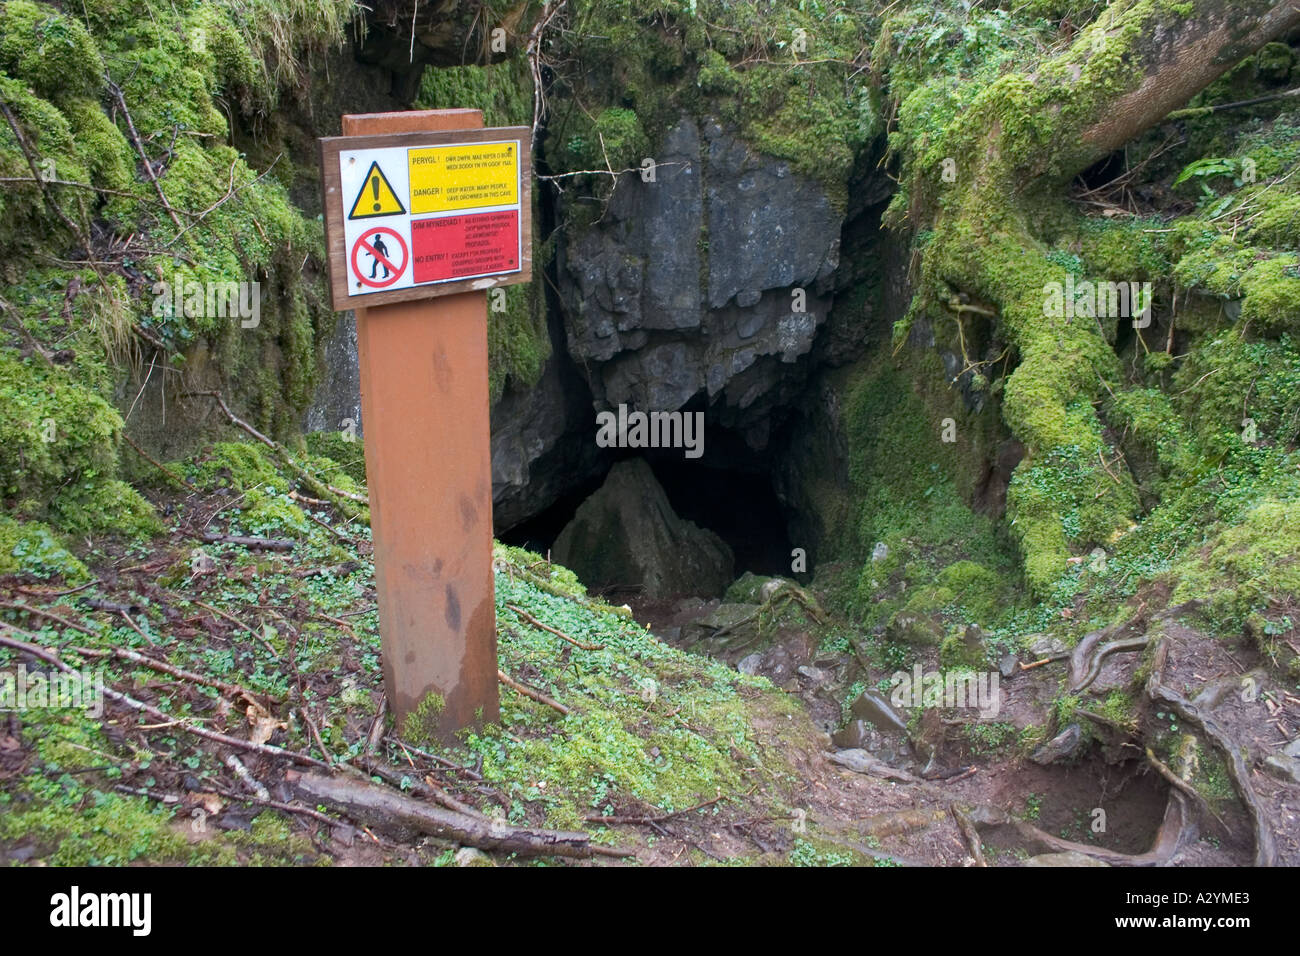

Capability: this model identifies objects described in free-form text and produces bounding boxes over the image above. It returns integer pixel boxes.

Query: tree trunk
[911,0,1300,593]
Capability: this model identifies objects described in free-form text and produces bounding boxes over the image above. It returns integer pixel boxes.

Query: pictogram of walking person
[368,234,391,279]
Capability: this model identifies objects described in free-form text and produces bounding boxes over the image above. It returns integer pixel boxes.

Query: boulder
[887,611,944,647]
[849,689,910,734]
[551,459,734,598]
[1030,723,1084,765]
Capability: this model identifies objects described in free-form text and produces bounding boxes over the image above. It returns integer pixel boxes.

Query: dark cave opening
[645,447,794,580]
[498,428,797,587]
[1074,149,1128,193]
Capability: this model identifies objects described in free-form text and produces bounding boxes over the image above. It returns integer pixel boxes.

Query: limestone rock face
[551,459,734,598]
[557,118,842,447]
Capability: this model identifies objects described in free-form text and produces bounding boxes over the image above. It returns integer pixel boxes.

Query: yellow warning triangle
[348,161,406,220]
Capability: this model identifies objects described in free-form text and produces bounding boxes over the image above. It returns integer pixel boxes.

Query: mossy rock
[725,572,794,604]
[940,626,989,670]
[886,610,944,647]
[0,515,88,582]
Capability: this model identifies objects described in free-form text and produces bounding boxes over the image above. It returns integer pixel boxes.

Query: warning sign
[408,142,518,214]
[351,227,408,289]
[321,126,530,308]
[413,210,519,283]
[348,161,406,220]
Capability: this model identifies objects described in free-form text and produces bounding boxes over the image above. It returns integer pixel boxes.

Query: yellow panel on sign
[408,142,519,213]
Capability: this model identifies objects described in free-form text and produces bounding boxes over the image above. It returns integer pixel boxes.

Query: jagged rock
[1264,754,1300,785]
[1285,738,1300,758]
[850,689,910,734]
[942,624,989,668]
[694,602,759,635]
[557,118,842,443]
[1026,633,1068,657]
[998,652,1019,678]
[1030,723,1083,765]
[489,355,603,530]
[831,719,913,769]
[552,459,734,598]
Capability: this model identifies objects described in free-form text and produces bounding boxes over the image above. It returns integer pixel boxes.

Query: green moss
[935,560,1005,622]
[0,515,88,581]
[402,691,447,747]
[51,478,162,541]
[939,631,986,670]
[303,431,367,484]
[186,441,285,493]
[0,1,105,102]
[1170,497,1300,635]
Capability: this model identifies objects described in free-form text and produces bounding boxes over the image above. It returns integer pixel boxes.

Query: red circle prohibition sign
[351,227,408,289]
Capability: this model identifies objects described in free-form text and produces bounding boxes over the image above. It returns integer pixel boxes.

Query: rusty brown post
[342,108,498,742]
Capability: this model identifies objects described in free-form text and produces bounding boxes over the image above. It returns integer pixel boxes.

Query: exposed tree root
[855,806,950,839]
[969,791,1193,866]
[287,770,635,860]
[1069,633,1149,692]
[826,749,921,783]
[1145,678,1276,867]
[951,805,987,867]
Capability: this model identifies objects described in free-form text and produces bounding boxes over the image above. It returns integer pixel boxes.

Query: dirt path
[622,594,1293,867]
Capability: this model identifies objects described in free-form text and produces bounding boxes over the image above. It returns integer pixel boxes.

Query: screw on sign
[351,227,408,289]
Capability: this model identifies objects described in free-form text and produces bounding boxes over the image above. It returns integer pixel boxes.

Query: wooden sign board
[320,126,532,311]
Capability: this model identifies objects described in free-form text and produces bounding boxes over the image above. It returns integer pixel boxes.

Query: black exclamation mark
[371,174,381,212]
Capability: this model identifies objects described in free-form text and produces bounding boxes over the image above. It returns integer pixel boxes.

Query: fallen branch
[0,97,90,244]
[505,603,604,650]
[105,74,184,231]
[287,770,634,860]
[189,391,369,509]
[951,805,987,867]
[350,757,487,820]
[225,753,270,801]
[498,668,570,715]
[122,433,192,490]
[193,600,281,660]
[74,643,273,715]
[1167,85,1300,120]
[382,736,483,781]
[199,532,294,552]
[0,625,329,770]
[584,794,725,826]
[0,600,100,637]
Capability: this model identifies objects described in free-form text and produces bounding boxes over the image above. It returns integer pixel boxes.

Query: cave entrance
[642,449,793,580]
[498,430,796,591]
